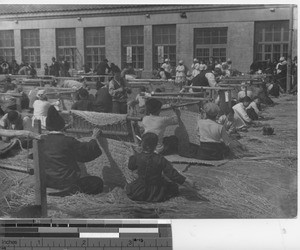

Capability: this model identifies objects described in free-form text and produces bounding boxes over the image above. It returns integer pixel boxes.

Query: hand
[92,128,102,139]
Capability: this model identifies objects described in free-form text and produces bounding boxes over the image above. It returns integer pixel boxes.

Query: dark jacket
[71,99,94,111]
[95,61,110,75]
[126,152,186,202]
[191,70,209,91]
[42,133,101,189]
[93,87,112,113]
[50,61,60,77]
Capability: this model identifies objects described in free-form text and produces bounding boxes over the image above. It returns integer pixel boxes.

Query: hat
[193,58,198,62]
[146,98,162,114]
[279,57,285,62]
[241,96,252,103]
[179,60,184,64]
[203,102,220,118]
[226,58,232,63]
[165,58,170,62]
[46,106,65,131]
[142,132,158,151]
[36,89,46,98]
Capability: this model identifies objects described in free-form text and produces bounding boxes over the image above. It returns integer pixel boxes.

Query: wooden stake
[33,120,47,217]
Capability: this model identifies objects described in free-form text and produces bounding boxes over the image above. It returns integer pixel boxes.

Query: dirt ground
[0,94,297,219]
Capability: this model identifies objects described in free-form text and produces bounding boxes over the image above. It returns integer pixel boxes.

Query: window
[0,30,15,63]
[85,27,105,70]
[254,21,289,62]
[121,26,144,69]
[153,25,176,69]
[56,28,76,68]
[194,27,228,63]
[21,29,40,68]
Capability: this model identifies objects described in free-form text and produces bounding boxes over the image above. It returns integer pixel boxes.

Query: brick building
[0,4,297,77]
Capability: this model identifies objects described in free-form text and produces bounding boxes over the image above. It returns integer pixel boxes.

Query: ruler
[0,219,172,249]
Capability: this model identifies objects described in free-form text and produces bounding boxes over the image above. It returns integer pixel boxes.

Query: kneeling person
[43,106,103,196]
[126,132,195,202]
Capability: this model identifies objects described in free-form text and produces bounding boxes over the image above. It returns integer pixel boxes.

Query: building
[0,4,297,77]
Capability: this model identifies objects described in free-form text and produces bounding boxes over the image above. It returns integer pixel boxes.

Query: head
[141,132,158,153]
[279,56,285,62]
[113,70,121,81]
[46,106,65,131]
[36,89,47,101]
[146,98,162,115]
[103,58,108,63]
[240,82,246,91]
[253,96,260,104]
[140,86,146,93]
[193,58,199,63]
[203,102,220,120]
[226,58,232,65]
[165,58,170,64]
[44,63,48,67]
[52,57,56,62]
[199,64,206,71]
[242,96,252,107]
[178,60,183,65]
[7,111,20,125]
[213,67,223,77]
[78,88,89,100]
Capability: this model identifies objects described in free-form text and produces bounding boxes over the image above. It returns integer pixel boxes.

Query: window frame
[21,29,40,68]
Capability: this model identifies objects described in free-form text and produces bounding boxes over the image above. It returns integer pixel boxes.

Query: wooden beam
[33,120,47,217]
[0,129,40,140]
[148,96,210,101]
[0,164,34,175]
[183,86,234,90]
[152,92,205,96]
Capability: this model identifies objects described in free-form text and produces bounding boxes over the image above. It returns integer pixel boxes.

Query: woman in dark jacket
[42,106,103,196]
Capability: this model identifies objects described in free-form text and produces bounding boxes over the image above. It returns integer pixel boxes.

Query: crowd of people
[0,54,296,204]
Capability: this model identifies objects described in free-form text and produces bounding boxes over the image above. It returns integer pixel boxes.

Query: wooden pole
[33,120,47,217]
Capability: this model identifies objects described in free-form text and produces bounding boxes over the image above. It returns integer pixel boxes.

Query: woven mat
[70,110,128,127]
[165,154,229,167]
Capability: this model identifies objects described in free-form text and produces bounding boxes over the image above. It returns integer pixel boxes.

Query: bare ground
[0,94,297,219]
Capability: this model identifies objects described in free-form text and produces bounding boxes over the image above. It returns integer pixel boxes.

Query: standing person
[290,56,297,94]
[141,98,179,155]
[95,58,111,83]
[121,63,136,80]
[44,63,49,75]
[161,59,172,79]
[71,88,93,111]
[276,56,287,92]
[158,67,167,80]
[93,81,112,113]
[10,60,20,75]
[108,69,131,114]
[207,57,215,71]
[42,106,104,197]
[49,57,60,77]
[126,132,195,202]
[60,60,71,77]
[18,63,29,75]
[27,63,37,78]
[0,61,10,74]
[32,90,60,128]
[175,60,186,88]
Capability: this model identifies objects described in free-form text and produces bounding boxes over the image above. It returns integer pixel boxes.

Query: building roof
[0,4,292,18]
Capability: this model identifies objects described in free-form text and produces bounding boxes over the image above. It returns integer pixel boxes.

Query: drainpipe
[286,5,294,93]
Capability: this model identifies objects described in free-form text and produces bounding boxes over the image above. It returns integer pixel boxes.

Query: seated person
[141,99,178,155]
[121,63,136,80]
[126,132,195,202]
[71,88,93,111]
[93,81,112,113]
[1,82,18,112]
[232,96,253,129]
[237,82,253,101]
[195,103,232,160]
[32,90,60,128]
[0,110,32,142]
[217,107,236,134]
[43,106,104,197]
[246,96,261,121]
[135,86,151,115]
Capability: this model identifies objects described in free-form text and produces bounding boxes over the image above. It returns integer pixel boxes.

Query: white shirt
[232,102,252,124]
[142,115,178,153]
[246,101,260,115]
[237,90,253,101]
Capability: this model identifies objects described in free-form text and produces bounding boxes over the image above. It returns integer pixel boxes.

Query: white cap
[36,89,46,97]
[165,58,170,62]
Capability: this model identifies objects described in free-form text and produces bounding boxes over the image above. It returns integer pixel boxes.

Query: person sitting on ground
[93,81,112,113]
[42,106,103,197]
[237,82,253,101]
[0,110,32,142]
[141,98,179,155]
[134,86,151,115]
[71,88,93,111]
[109,69,131,114]
[32,90,60,128]
[126,132,195,202]
[217,107,237,134]
[246,96,262,121]
[232,96,253,129]
[195,103,231,160]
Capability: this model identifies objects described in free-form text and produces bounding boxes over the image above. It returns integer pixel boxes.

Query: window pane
[57,28,76,46]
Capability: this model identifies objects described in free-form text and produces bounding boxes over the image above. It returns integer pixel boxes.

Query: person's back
[93,84,112,113]
[191,70,209,91]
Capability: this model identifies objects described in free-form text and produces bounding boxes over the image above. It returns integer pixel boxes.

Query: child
[232,96,253,129]
[126,132,195,202]
[196,102,232,160]
[141,98,178,155]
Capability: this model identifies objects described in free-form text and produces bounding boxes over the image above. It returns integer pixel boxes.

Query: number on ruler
[127,239,133,246]
[81,240,86,247]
